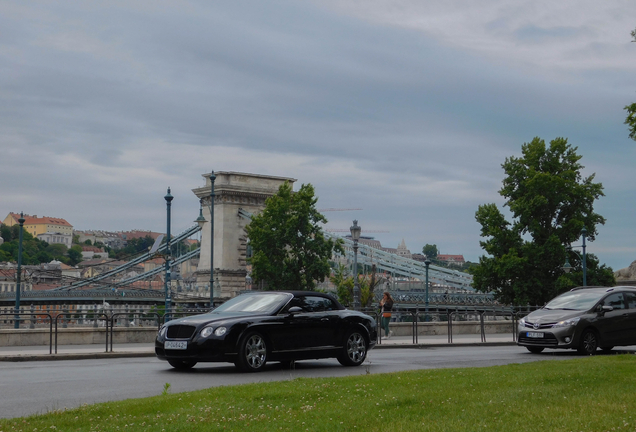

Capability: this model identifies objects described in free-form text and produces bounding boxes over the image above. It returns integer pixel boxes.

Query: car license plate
[526,332,544,338]
[165,341,188,350]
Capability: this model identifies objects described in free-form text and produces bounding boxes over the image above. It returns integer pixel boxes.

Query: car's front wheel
[236,332,268,372]
[338,329,367,366]
[526,346,544,354]
[577,329,599,355]
[168,359,197,370]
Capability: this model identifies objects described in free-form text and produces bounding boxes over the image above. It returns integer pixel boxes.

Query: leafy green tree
[1,224,14,242]
[473,137,612,305]
[0,229,50,264]
[625,29,636,141]
[112,235,156,259]
[330,264,376,308]
[67,245,83,266]
[625,102,636,141]
[422,244,439,261]
[46,243,68,258]
[246,182,344,291]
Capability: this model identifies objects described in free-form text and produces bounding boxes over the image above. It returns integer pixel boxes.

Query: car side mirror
[287,306,303,315]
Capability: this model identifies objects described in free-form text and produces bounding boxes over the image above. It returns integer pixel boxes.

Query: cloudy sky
[1,1,634,271]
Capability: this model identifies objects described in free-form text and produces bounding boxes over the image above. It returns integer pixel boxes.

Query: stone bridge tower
[193,171,296,299]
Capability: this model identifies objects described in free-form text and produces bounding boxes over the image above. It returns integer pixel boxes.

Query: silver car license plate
[165,340,188,350]
[526,332,544,338]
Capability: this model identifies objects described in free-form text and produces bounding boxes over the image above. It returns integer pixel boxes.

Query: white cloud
[317,0,635,71]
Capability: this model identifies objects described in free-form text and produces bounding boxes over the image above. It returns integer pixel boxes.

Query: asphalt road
[0,345,629,419]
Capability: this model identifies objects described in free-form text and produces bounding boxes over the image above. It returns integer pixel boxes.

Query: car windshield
[211,293,291,314]
[544,290,604,311]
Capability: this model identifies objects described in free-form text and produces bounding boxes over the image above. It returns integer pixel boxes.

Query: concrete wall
[0,328,158,347]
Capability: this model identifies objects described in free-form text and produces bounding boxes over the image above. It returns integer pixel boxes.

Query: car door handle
[321,318,330,322]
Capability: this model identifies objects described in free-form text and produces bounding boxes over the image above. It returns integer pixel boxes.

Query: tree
[67,245,83,266]
[625,29,636,141]
[472,137,612,306]
[246,182,344,291]
[625,103,636,141]
[330,263,379,308]
[422,244,438,260]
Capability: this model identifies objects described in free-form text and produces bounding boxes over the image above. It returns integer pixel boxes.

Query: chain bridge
[1,171,495,309]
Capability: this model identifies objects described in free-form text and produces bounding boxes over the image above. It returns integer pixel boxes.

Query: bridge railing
[370,306,526,346]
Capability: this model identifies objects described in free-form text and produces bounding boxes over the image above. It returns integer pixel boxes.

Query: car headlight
[158,326,167,338]
[200,326,227,338]
[553,317,580,328]
[519,318,526,326]
[200,327,214,338]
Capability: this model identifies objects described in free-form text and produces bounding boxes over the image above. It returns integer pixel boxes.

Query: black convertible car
[155,291,377,372]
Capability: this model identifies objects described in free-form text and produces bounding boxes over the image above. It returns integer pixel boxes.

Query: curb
[374,341,516,349]
[0,342,517,361]
[0,351,156,362]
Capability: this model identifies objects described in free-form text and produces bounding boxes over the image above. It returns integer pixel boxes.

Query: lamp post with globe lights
[350,220,361,310]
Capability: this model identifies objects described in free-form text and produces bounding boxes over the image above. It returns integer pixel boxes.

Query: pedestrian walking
[379,291,394,339]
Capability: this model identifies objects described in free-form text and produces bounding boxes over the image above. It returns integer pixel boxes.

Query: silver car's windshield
[544,290,604,311]
[212,293,292,314]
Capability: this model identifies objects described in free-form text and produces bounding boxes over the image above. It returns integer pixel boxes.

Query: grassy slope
[2,355,635,432]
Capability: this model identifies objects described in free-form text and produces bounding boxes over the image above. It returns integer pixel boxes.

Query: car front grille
[167,325,196,339]
[521,321,557,329]
[518,332,559,346]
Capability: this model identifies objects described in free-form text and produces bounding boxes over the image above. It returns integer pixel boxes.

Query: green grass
[3,355,636,431]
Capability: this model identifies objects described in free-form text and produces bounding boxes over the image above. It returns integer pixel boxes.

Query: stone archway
[192,171,296,299]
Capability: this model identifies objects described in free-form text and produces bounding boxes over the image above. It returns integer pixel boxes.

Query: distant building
[37,231,73,248]
[75,230,126,249]
[119,230,163,241]
[2,213,73,246]
[437,254,465,266]
[81,246,109,260]
[0,266,33,293]
[395,239,412,259]
[411,253,427,263]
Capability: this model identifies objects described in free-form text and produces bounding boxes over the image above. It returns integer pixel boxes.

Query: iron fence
[1,305,544,355]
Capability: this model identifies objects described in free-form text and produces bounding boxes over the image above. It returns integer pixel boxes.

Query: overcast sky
[1,1,634,271]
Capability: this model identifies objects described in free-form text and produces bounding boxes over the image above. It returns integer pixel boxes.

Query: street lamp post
[164,188,173,321]
[14,213,25,329]
[424,258,431,319]
[350,220,361,310]
[562,228,588,286]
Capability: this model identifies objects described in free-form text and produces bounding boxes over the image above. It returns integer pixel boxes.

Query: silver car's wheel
[236,332,268,372]
[338,330,367,366]
[577,329,598,355]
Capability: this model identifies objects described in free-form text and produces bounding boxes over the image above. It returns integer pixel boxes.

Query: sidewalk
[0,334,516,362]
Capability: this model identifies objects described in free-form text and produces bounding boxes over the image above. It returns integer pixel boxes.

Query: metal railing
[0,312,54,354]
[1,306,539,355]
[371,306,520,345]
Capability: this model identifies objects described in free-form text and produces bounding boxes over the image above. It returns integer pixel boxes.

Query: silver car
[517,286,636,354]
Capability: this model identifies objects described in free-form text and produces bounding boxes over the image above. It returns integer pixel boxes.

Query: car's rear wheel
[526,346,544,354]
[168,359,197,370]
[577,329,599,355]
[236,332,268,372]
[338,329,367,366]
